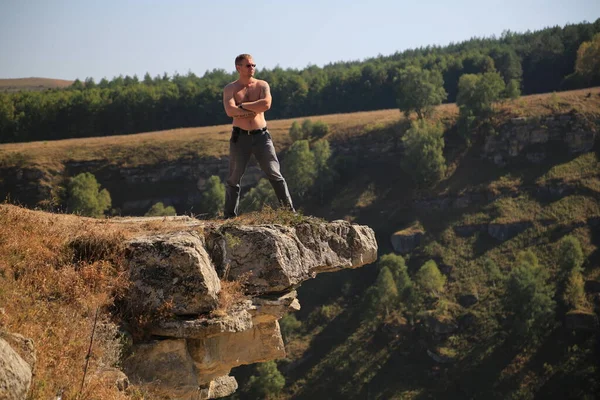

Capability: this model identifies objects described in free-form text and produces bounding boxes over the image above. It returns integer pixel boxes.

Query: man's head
[235,54,256,78]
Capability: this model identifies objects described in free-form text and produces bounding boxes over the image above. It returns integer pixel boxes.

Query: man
[222,53,295,218]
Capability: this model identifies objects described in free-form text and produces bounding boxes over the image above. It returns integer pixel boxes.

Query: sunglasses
[238,63,256,68]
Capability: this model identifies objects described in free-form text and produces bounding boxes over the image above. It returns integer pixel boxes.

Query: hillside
[1,88,600,399]
[0,77,73,92]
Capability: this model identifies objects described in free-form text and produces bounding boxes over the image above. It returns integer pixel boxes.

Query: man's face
[237,58,256,78]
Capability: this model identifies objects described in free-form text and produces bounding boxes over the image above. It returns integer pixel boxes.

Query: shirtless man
[222,53,294,218]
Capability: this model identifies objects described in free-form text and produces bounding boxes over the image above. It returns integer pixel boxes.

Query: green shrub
[201,175,225,217]
[67,172,111,218]
[284,140,317,199]
[401,119,446,185]
[145,202,176,216]
[415,260,446,297]
[240,179,278,212]
[505,250,555,343]
[244,361,285,399]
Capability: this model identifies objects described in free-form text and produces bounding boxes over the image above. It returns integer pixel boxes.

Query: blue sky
[0,0,598,81]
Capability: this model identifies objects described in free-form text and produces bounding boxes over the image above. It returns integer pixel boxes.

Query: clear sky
[0,0,599,81]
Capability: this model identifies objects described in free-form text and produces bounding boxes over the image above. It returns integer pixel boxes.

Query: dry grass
[0,77,73,92]
[0,205,217,399]
[2,87,598,175]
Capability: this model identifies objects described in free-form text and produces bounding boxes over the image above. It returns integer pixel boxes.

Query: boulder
[0,332,35,400]
[390,225,424,254]
[488,221,533,241]
[565,310,600,332]
[424,313,458,335]
[214,221,377,294]
[125,231,221,315]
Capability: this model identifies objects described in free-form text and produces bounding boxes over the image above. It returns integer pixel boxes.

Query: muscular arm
[239,81,272,113]
[223,84,256,118]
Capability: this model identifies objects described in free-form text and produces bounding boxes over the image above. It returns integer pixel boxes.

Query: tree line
[0,19,599,144]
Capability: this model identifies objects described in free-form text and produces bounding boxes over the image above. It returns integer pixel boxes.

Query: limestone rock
[126,231,221,315]
[0,331,36,372]
[94,367,129,391]
[214,221,377,294]
[424,313,458,335]
[150,307,254,339]
[488,221,533,241]
[123,338,200,399]
[390,224,424,254]
[250,291,301,324]
[0,334,34,400]
[565,310,599,331]
[199,376,238,399]
[187,320,285,383]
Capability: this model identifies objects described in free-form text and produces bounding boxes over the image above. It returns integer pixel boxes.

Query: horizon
[0,0,598,82]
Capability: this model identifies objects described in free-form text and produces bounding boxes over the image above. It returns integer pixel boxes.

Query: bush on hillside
[201,175,225,217]
[145,202,176,217]
[401,119,446,186]
[283,140,317,199]
[415,260,446,297]
[457,72,506,139]
[243,361,285,399]
[504,250,555,343]
[240,178,278,212]
[288,119,330,142]
[67,172,111,218]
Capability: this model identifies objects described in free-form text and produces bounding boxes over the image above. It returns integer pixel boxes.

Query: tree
[558,235,584,276]
[401,119,446,185]
[67,172,111,218]
[145,202,176,216]
[289,120,304,142]
[201,175,225,217]
[505,250,555,342]
[564,270,586,310]
[312,139,335,203]
[283,140,317,199]
[415,260,446,297]
[504,79,521,99]
[379,253,411,295]
[244,361,285,399]
[310,120,330,139]
[575,33,600,85]
[483,258,504,287]
[456,72,506,117]
[363,266,399,321]
[240,178,278,212]
[395,66,447,119]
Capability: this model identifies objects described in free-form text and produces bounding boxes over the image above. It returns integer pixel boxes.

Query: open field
[0,77,73,92]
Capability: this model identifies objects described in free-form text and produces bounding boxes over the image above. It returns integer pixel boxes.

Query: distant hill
[0,77,73,92]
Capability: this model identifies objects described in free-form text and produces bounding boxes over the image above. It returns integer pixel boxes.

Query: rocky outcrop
[390,224,424,254]
[0,331,36,400]
[484,114,597,166]
[487,221,533,241]
[120,218,377,399]
[565,310,600,332]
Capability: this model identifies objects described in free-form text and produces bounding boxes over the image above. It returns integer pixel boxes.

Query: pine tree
[201,175,225,217]
[244,361,285,399]
[283,140,317,199]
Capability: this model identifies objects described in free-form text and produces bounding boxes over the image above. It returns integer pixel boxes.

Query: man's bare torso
[228,79,268,130]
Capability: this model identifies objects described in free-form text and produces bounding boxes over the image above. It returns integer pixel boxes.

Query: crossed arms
[223,81,272,118]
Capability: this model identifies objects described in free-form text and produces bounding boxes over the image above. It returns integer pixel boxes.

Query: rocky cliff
[116,217,377,399]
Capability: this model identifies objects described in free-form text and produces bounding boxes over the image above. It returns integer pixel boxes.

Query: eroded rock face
[0,331,36,400]
[126,231,221,315]
[120,220,377,399]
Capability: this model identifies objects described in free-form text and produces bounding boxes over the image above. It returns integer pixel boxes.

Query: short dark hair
[235,54,253,65]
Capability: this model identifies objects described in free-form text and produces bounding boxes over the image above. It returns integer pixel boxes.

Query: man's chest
[233,84,262,103]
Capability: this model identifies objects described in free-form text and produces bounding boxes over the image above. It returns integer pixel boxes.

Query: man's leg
[224,135,252,218]
[253,131,295,211]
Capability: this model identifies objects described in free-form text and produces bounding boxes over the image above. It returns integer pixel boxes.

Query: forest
[0,18,599,144]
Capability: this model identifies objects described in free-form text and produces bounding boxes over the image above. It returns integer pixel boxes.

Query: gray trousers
[224,129,294,218]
